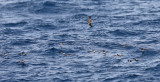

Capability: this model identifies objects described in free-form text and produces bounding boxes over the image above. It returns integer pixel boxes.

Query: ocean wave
[2,1,29,10]
[1,28,25,35]
[109,29,143,37]
[127,18,160,27]
[1,0,160,81]
[10,39,37,46]
[3,21,27,27]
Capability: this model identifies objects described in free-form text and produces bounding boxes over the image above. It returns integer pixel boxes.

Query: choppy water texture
[0,0,160,82]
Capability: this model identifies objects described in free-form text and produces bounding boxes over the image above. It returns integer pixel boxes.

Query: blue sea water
[0,0,160,82]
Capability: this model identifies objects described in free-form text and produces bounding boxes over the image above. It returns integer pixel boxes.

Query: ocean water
[0,0,160,82]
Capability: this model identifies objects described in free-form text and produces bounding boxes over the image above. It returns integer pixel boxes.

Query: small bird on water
[19,52,27,55]
[140,48,147,51]
[114,54,123,57]
[88,16,93,27]
[128,60,132,62]
[16,60,27,66]
[16,60,27,63]
[4,53,8,56]
[61,42,64,45]
[99,50,107,56]
[133,58,139,62]
[140,48,147,54]
[60,52,66,55]
[67,54,73,56]
[89,50,97,53]
[121,44,126,47]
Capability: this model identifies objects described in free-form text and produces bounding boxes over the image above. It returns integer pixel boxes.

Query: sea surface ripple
[0,0,160,82]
